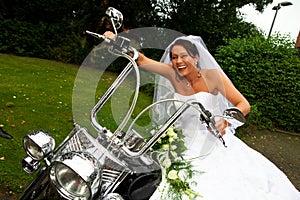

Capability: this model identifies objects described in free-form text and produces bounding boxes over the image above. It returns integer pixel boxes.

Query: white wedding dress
[150,92,300,200]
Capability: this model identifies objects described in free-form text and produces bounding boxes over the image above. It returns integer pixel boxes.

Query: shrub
[0,19,91,65]
[215,33,300,132]
[0,19,53,58]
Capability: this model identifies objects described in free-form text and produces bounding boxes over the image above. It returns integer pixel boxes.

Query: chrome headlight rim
[23,130,55,160]
[49,151,101,200]
[102,193,125,200]
[21,156,41,173]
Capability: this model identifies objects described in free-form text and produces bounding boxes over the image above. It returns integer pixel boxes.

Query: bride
[103,32,300,199]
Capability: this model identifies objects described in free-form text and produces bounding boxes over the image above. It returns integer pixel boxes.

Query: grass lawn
[0,54,79,195]
[0,53,154,197]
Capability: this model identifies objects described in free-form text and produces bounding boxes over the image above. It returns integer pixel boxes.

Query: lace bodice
[173,92,222,158]
[174,92,222,114]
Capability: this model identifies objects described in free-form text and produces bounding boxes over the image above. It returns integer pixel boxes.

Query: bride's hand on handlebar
[103,31,141,62]
[103,31,116,40]
[215,118,229,135]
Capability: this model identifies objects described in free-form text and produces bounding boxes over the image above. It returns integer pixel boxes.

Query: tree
[152,0,273,53]
[0,0,107,63]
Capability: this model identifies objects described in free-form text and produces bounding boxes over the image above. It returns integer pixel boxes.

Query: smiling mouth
[178,65,186,69]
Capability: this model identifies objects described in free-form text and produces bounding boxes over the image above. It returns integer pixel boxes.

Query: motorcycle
[20,7,246,200]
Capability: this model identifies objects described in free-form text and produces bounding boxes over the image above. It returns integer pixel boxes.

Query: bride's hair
[169,39,199,59]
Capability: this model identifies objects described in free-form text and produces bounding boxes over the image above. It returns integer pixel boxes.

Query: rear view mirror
[105,7,123,30]
[223,108,246,128]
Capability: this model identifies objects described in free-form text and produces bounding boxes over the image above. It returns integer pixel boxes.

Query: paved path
[238,128,300,190]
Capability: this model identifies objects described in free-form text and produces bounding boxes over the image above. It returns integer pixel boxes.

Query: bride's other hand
[215,118,229,135]
[103,31,116,39]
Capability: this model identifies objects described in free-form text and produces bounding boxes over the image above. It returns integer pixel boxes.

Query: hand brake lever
[195,102,227,147]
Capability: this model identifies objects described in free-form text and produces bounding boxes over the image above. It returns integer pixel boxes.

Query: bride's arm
[103,31,173,79]
[218,72,251,116]
[211,71,250,135]
[137,53,173,78]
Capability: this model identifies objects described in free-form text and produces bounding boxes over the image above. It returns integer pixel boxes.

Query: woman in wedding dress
[103,32,300,199]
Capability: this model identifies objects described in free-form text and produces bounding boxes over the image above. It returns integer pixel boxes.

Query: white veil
[152,35,233,127]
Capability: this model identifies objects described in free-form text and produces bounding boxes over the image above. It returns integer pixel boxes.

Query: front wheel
[115,171,161,200]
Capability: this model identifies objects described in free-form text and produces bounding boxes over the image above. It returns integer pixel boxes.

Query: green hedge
[0,19,52,58]
[0,19,91,64]
[215,33,300,132]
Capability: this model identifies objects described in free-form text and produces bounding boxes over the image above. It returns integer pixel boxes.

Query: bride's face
[171,45,199,77]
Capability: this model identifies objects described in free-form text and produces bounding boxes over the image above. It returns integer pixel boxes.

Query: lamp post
[268,1,293,38]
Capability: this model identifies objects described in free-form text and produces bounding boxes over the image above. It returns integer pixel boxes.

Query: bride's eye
[181,54,188,59]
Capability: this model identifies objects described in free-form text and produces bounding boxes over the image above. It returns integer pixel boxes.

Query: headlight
[50,151,101,200]
[23,130,55,160]
[21,156,41,173]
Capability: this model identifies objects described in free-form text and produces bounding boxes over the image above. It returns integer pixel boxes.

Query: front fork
[20,166,50,200]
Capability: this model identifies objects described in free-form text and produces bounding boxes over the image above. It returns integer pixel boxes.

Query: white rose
[150,129,155,135]
[167,128,176,136]
[168,170,179,180]
[162,144,169,151]
[162,158,172,168]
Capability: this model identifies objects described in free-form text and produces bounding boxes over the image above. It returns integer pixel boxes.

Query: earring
[197,69,202,78]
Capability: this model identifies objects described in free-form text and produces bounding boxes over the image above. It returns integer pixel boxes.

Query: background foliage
[0,0,272,62]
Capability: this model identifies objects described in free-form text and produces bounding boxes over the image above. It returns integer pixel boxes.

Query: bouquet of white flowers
[150,125,203,199]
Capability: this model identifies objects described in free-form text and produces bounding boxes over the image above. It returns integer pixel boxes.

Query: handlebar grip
[85,30,138,60]
[85,30,111,43]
